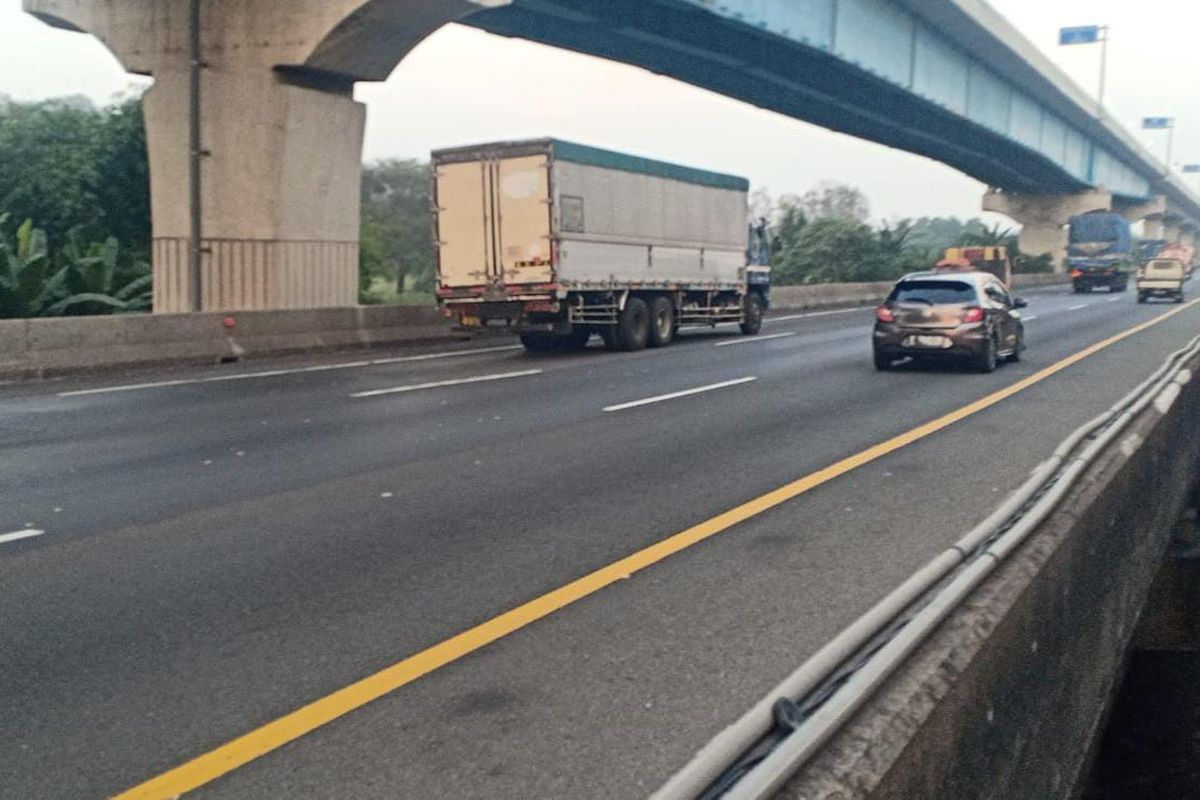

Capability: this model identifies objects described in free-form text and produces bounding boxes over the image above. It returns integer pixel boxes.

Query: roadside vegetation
[0,93,1046,319]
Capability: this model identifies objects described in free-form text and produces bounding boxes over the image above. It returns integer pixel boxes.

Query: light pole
[1059,25,1109,112]
[188,0,204,312]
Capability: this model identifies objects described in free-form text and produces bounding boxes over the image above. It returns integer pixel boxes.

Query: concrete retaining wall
[771,273,1068,312]
[0,275,1069,379]
[777,351,1200,799]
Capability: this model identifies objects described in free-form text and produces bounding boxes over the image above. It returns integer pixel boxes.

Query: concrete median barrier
[0,305,463,379]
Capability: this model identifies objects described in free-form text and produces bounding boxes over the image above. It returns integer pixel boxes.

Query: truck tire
[1137,292,1147,304]
[647,296,675,348]
[873,348,892,371]
[740,293,764,335]
[599,327,619,351]
[614,297,650,352]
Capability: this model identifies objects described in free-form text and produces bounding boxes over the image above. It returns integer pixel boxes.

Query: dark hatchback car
[873,272,1026,373]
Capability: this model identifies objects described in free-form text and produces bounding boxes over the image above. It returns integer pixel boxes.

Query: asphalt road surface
[3,286,1199,799]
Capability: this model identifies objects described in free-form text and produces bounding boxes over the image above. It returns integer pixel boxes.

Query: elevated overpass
[24,0,1200,311]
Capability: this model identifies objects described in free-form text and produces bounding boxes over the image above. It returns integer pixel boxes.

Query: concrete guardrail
[0,275,1070,380]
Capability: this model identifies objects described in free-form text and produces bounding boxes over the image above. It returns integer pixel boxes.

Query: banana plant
[46,228,152,315]
[0,216,153,318]
[0,214,68,318]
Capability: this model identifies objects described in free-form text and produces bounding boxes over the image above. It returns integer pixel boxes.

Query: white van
[1136,258,1186,304]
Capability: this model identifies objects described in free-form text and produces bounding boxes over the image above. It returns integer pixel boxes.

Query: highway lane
[1,287,1197,799]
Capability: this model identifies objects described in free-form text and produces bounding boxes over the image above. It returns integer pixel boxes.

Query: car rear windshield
[889,280,977,306]
[1148,260,1182,272]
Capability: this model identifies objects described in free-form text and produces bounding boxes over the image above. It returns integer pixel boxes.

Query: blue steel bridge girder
[464,0,1080,196]
[461,0,1200,224]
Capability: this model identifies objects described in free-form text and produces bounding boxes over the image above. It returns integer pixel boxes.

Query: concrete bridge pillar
[982,188,1112,273]
[24,0,503,312]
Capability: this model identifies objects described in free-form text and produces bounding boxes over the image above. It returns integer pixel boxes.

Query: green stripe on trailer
[549,140,749,192]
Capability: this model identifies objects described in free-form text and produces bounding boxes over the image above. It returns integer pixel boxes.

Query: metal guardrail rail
[653,332,1200,800]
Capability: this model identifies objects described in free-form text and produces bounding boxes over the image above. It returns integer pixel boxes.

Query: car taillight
[876,305,895,323]
[1071,269,1083,278]
[962,307,985,324]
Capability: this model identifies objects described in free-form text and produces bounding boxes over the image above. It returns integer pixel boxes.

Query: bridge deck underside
[466,0,1089,196]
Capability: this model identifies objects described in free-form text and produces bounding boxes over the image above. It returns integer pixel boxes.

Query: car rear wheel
[1008,332,1023,363]
[975,333,998,373]
[647,296,675,348]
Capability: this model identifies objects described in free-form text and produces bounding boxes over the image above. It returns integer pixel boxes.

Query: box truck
[432,139,770,352]
[1067,212,1133,293]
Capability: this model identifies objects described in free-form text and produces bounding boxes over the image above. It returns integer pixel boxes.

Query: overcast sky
[1,0,1196,223]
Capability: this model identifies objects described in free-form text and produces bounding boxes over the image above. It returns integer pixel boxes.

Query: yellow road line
[115,298,1200,799]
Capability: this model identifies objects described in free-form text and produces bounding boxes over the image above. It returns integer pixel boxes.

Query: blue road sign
[1059,26,1101,45]
[1143,117,1174,130]
[1183,165,1200,174]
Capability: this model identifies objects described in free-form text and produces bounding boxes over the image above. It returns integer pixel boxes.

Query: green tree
[92,98,151,260]
[0,98,104,247]
[797,181,870,223]
[359,159,435,302]
[0,94,151,261]
[775,217,896,284]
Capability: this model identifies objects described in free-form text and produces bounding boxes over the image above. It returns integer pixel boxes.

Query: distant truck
[1067,212,1133,293]
[935,246,1014,288]
[432,139,770,352]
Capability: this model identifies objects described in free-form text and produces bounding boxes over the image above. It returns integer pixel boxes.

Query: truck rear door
[496,155,553,286]
[435,154,552,291]
[436,160,494,288]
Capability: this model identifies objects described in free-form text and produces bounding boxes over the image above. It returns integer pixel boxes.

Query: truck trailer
[432,139,770,353]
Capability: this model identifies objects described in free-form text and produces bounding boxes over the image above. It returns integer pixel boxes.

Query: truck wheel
[873,349,892,371]
[1137,292,1147,304]
[599,327,620,351]
[647,297,675,348]
[740,293,764,335]
[519,332,557,353]
[1177,291,1186,304]
[615,297,650,352]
